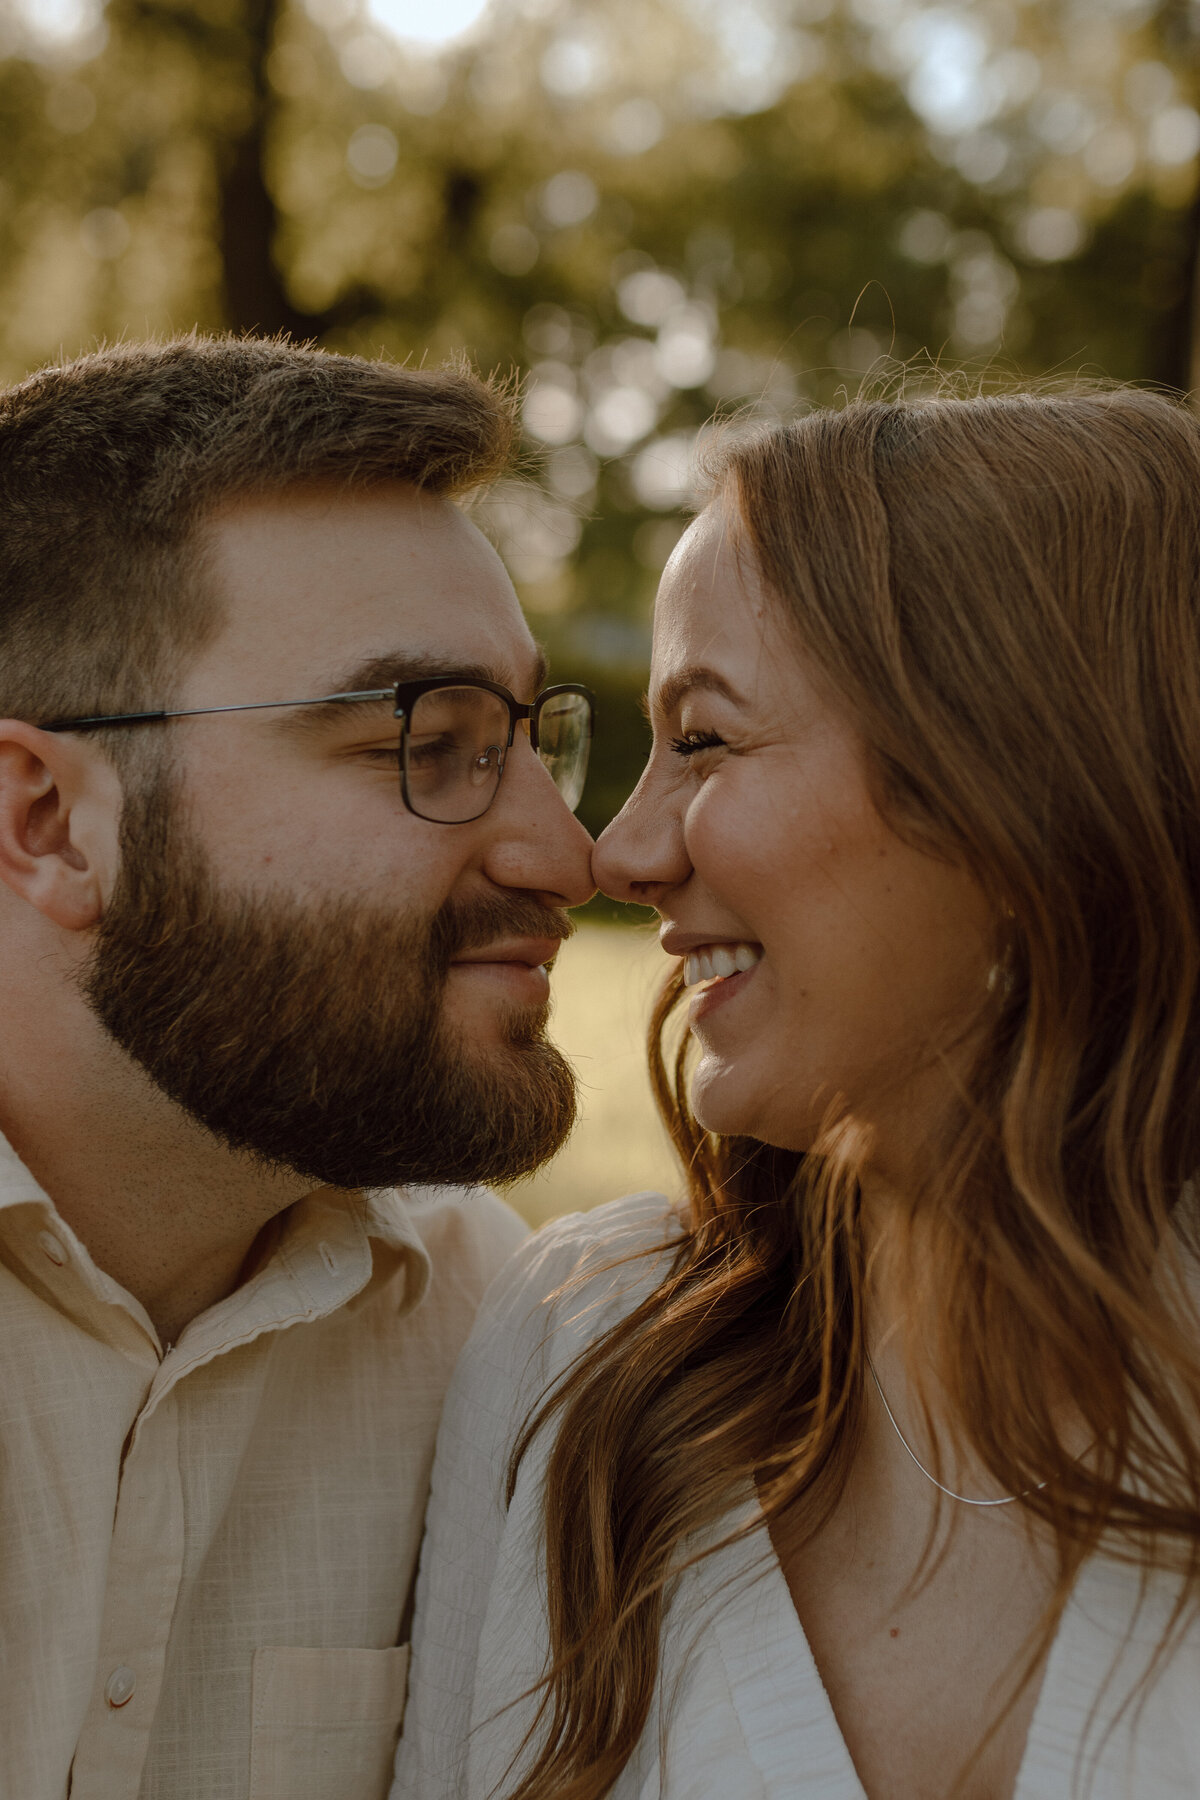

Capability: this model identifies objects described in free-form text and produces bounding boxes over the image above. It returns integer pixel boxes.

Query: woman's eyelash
[668,730,725,757]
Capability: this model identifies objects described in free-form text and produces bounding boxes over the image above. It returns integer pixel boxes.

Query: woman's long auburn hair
[505,387,1200,1800]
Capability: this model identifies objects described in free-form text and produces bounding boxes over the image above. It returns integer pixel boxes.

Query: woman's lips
[686,960,759,1021]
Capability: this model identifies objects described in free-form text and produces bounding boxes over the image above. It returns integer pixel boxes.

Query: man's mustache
[435,894,576,965]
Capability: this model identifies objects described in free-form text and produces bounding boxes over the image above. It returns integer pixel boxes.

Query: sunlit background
[2,0,1199,1219]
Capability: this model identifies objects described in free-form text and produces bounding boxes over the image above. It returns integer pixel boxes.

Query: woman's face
[592,500,994,1167]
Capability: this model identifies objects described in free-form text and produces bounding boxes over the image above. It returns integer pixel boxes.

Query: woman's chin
[690,1061,814,1152]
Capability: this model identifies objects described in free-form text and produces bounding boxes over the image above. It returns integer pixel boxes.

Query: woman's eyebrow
[651,666,745,717]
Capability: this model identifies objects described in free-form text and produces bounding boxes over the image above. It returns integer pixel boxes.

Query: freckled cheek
[683,775,852,927]
[682,780,787,905]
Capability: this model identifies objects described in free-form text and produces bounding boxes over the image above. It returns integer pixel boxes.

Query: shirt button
[36,1230,67,1267]
[318,1241,338,1275]
[105,1665,136,1708]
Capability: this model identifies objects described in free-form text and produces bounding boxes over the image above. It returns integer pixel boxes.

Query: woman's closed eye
[669,729,726,758]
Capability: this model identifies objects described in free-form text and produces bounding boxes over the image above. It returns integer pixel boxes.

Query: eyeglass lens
[534,689,591,813]
[402,686,591,823]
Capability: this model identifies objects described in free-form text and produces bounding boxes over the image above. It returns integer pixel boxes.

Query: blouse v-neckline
[689,1506,1159,1800]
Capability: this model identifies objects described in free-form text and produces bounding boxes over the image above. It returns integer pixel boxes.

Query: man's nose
[481,738,595,907]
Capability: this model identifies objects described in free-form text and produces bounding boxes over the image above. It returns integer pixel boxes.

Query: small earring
[988,904,1016,995]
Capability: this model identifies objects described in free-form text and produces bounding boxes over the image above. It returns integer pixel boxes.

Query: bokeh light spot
[366,0,491,47]
[539,171,599,229]
[347,124,398,187]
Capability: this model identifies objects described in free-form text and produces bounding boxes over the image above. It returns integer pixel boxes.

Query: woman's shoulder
[499,1187,685,1292]
[450,1189,686,1428]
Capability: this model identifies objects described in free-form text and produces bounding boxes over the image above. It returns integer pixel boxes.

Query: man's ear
[0,722,122,931]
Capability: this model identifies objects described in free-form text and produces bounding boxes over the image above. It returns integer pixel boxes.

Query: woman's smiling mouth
[682,942,763,987]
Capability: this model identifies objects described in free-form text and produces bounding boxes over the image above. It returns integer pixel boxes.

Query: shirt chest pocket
[249,1645,410,1800]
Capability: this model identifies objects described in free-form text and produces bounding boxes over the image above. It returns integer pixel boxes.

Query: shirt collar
[158,1184,431,1388]
[0,1126,433,1361]
[361,1185,433,1310]
[0,1127,53,1215]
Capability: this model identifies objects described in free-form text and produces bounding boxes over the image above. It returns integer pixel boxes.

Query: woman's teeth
[683,943,763,987]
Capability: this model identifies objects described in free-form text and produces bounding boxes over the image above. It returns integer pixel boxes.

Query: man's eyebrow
[272,649,550,731]
[650,665,745,718]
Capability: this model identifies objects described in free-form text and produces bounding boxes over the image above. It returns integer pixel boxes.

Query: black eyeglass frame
[40,676,596,824]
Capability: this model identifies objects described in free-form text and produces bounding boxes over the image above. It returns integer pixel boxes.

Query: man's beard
[81,766,578,1190]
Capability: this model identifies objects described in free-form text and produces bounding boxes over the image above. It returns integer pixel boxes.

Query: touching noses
[483,735,595,907]
[593,768,690,905]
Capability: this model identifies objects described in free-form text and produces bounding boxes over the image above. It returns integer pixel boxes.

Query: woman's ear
[0,723,121,931]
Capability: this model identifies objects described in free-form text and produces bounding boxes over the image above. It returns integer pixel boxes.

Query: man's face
[81,483,596,1189]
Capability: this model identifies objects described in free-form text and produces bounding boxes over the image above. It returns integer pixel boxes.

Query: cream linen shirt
[0,1128,527,1800]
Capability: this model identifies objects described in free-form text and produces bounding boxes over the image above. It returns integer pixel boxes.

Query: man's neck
[0,1016,308,1345]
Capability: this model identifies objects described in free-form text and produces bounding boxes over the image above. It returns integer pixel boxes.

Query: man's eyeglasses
[41,677,595,826]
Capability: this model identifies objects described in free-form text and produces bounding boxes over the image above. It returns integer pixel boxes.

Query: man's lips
[447,937,561,1009]
[449,936,563,971]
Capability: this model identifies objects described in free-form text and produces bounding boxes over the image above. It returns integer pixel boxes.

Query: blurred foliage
[571,662,649,841]
[2,0,1200,834]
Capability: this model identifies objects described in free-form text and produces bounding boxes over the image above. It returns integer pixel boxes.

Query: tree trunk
[216,0,315,338]
[1155,0,1200,394]
[1154,182,1200,394]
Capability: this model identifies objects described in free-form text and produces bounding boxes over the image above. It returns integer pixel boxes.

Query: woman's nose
[592,777,690,904]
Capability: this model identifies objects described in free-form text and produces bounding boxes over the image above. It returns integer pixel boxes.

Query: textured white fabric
[394,1190,1200,1800]
[0,1124,527,1800]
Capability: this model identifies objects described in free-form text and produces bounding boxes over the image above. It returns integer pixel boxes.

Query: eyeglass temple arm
[40,690,399,733]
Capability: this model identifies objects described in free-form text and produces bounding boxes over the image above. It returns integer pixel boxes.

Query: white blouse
[393,1191,1200,1800]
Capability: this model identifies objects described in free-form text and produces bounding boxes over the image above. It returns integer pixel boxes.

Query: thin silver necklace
[865,1348,1045,1509]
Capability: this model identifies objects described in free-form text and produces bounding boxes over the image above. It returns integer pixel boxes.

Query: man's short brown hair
[0,335,517,747]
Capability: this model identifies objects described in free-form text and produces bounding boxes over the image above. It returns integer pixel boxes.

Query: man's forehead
[192,483,541,700]
[203,481,503,589]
